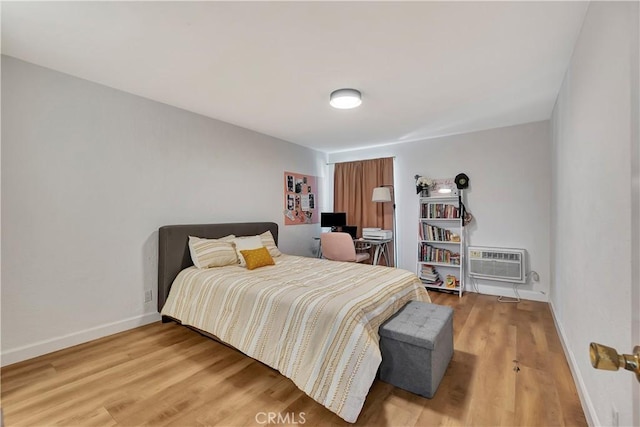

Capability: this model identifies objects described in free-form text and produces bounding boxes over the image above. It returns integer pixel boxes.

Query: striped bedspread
[161,254,430,422]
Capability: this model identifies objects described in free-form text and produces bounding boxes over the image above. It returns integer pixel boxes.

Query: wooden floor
[1,292,587,426]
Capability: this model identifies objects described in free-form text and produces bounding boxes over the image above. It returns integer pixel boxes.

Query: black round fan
[455,173,469,189]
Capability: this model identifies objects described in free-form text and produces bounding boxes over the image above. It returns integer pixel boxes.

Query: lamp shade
[330,89,362,109]
[372,187,392,202]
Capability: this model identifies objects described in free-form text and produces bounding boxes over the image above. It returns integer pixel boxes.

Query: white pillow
[233,235,264,267]
[188,235,237,268]
[260,230,282,257]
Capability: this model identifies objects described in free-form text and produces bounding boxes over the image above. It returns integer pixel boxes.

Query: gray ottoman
[379,301,453,398]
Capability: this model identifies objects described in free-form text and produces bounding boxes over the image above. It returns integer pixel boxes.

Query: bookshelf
[418,193,465,297]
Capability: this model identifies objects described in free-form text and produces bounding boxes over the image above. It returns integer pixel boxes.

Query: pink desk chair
[320,232,371,263]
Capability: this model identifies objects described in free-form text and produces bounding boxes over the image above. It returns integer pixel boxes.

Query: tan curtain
[334,157,394,265]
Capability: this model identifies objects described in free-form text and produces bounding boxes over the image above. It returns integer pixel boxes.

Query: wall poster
[284,171,319,225]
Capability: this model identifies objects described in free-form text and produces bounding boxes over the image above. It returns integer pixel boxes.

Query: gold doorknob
[589,342,640,382]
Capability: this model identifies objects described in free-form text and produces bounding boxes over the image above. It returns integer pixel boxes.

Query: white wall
[328,121,551,302]
[1,56,326,365]
[550,2,639,426]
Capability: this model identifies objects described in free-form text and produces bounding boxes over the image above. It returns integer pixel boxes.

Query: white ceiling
[1,1,588,153]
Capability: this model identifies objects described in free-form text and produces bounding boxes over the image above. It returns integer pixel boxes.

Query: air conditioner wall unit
[468,246,526,284]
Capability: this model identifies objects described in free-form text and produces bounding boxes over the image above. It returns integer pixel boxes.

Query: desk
[357,238,393,266]
[314,236,392,266]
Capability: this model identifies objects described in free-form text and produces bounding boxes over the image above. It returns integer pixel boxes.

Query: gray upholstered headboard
[157,222,278,312]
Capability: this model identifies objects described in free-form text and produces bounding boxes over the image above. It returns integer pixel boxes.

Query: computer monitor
[321,212,347,230]
[342,225,358,239]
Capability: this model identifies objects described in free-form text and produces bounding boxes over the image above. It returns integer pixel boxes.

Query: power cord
[497,282,521,303]
[526,270,540,282]
[470,270,539,303]
[497,270,539,303]
[471,276,481,294]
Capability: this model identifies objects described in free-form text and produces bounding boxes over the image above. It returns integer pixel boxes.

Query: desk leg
[372,245,381,265]
[379,243,389,266]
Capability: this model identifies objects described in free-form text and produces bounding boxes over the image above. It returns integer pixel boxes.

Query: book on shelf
[419,243,461,265]
[420,203,460,219]
[421,264,437,272]
[422,279,443,287]
[420,264,441,287]
[445,275,459,289]
[420,223,460,242]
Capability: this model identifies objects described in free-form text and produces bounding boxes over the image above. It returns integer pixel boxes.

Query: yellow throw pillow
[240,247,275,270]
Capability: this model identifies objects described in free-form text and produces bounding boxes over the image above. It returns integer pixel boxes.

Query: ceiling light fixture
[330,88,362,109]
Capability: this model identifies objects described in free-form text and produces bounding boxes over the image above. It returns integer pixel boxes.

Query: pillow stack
[188,230,282,270]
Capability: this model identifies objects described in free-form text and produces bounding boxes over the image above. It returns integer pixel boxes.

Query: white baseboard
[549,300,598,427]
[1,312,161,367]
[464,283,549,302]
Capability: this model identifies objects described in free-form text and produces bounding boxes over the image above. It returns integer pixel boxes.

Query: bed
[158,222,430,423]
